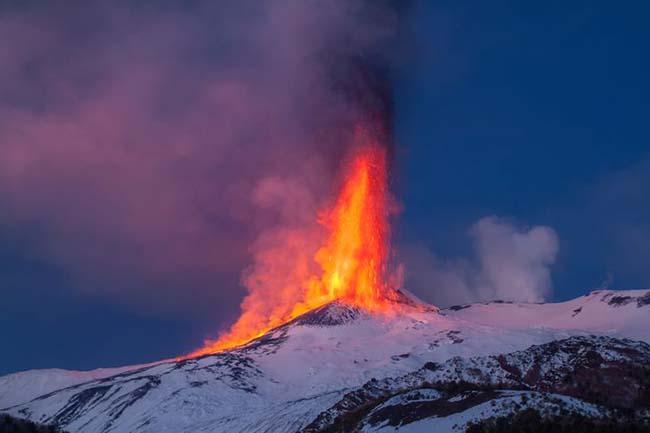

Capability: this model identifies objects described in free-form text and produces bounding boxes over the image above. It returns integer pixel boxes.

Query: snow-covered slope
[0,364,156,410]
[305,335,650,432]
[1,289,649,433]
[443,289,650,341]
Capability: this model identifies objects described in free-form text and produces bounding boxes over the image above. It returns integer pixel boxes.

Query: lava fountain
[306,131,394,311]
[189,126,398,357]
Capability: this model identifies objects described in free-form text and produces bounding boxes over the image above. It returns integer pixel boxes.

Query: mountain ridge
[2,289,649,433]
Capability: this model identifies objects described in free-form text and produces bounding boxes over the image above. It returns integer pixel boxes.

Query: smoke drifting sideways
[0,1,407,319]
[402,216,560,307]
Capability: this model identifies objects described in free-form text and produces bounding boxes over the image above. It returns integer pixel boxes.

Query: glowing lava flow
[305,135,393,311]
[189,129,396,357]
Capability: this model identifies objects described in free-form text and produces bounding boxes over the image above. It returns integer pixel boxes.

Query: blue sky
[393,1,649,301]
[1,1,649,375]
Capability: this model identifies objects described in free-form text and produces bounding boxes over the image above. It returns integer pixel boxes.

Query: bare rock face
[289,301,364,327]
[303,336,650,433]
[284,288,434,327]
[638,292,650,307]
[599,290,650,308]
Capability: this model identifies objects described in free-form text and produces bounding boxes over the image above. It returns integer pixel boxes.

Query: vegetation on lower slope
[0,414,66,433]
[466,409,650,433]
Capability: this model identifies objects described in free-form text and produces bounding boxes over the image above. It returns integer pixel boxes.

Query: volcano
[2,289,650,432]
[188,131,400,358]
[3,132,650,433]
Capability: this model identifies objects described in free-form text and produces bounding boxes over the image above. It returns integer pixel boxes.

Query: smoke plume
[402,216,559,306]
[0,1,405,320]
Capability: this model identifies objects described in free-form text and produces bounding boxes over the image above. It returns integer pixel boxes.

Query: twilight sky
[1,1,649,375]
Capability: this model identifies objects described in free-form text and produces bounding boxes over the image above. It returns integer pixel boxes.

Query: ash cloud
[0,1,406,318]
[402,216,559,306]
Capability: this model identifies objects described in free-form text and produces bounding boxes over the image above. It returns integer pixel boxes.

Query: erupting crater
[189,126,413,358]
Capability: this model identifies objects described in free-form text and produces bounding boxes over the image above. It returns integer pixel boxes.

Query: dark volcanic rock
[367,390,499,428]
[301,336,650,433]
[447,305,471,312]
[290,302,363,327]
[638,292,650,307]
[608,296,634,307]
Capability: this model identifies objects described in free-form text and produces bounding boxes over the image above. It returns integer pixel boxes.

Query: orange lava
[188,127,396,357]
[306,133,393,311]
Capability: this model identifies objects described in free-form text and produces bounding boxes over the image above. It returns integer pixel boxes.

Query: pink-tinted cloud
[0,1,402,317]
